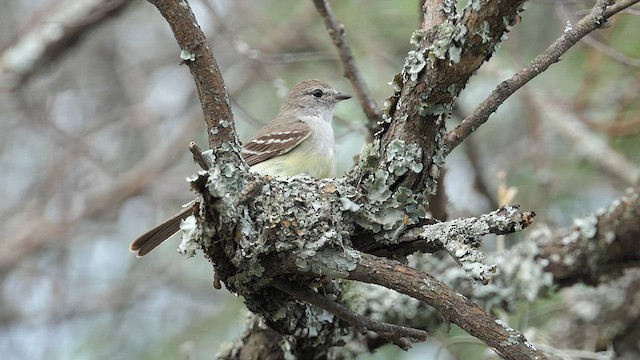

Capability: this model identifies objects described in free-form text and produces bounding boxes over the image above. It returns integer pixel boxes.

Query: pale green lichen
[386,140,424,176]
[177,215,200,257]
[417,103,448,117]
[442,0,456,14]
[339,196,361,212]
[427,22,456,62]
[403,50,426,82]
[387,77,402,93]
[367,170,392,203]
[574,215,598,239]
[410,29,427,47]
[345,141,430,239]
[179,49,195,62]
[448,46,462,63]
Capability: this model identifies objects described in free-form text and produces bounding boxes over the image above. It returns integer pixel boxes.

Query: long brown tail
[130,202,195,257]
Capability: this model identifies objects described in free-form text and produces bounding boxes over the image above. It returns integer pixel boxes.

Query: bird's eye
[311,89,323,98]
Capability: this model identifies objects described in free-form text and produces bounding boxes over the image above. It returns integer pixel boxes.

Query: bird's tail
[129,202,195,257]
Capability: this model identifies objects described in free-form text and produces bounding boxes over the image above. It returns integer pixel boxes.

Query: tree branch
[347,253,549,360]
[147,0,241,162]
[188,142,210,170]
[272,279,428,350]
[374,0,527,195]
[420,0,450,30]
[443,0,640,154]
[356,205,535,283]
[537,187,640,286]
[311,0,381,136]
[0,0,132,90]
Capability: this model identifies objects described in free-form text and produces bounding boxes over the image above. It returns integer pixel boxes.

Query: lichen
[179,49,195,62]
[343,142,431,240]
[403,50,426,82]
[410,29,427,47]
[177,215,200,257]
[386,140,424,176]
[296,248,360,278]
[477,21,492,43]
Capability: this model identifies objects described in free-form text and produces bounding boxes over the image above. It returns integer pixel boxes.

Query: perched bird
[130,79,351,257]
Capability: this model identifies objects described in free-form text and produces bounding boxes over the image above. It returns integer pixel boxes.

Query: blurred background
[1,0,639,359]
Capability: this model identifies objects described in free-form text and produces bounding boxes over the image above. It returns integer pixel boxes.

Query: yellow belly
[249,150,335,178]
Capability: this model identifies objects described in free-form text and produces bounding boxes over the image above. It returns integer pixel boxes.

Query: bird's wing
[241,119,311,167]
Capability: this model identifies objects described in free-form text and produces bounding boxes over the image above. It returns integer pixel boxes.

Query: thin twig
[442,0,640,154]
[558,4,640,67]
[188,142,210,170]
[272,279,428,350]
[311,0,381,137]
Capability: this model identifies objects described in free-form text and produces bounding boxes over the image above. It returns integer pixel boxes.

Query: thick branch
[377,0,526,194]
[147,0,241,162]
[312,0,381,135]
[347,253,549,360]
[443,0,640,154]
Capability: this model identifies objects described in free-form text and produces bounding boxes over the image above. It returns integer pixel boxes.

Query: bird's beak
[334,93,352,101]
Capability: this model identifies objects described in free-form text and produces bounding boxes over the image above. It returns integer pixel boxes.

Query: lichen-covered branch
[405,205,535,284]
[272,279,428,350]
[147,0,242,163]
[312,0,382,136]
[443,0,640,154]
[536,187,640,286]
[374,0,526,195]
[216,315,288,360]
[355,204,535,283]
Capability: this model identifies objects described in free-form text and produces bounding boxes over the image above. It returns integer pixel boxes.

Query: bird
[130,79,351,257]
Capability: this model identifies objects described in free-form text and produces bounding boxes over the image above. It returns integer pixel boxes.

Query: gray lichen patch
[341,140,430,241]
[386,140,424,176]
[403,50,426,82]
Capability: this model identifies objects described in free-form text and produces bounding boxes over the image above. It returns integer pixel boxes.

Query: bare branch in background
[531,91,640,185]
[538,187,640,286]
[0,113,200,272]
[0,0,131,90]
